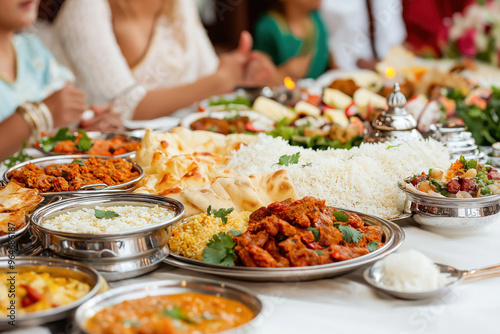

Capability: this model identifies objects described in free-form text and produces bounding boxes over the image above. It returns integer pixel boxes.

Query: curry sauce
[85,292,255,334]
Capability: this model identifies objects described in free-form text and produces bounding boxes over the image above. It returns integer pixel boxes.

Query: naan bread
[0,211,26,236]
[0,182,43,213]
[182,169,299,213]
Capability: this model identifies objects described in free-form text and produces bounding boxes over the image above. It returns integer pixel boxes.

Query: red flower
[457,28,477,57]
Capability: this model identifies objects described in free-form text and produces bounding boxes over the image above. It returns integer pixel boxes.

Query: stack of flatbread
[0,183,44,236]
[133,128,299,216]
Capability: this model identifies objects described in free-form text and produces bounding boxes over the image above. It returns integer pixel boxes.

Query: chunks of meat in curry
[233,197,383,268]
[8,157,139,192]
[190,116,251,135]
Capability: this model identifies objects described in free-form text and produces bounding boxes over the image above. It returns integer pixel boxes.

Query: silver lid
[364,83,423,144]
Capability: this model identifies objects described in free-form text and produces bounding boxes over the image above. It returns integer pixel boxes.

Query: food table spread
[7,218,500,334]
[3,63,500,334]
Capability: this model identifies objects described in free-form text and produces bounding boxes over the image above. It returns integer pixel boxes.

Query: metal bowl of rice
[30,193,184,280]
[398,181,500,231]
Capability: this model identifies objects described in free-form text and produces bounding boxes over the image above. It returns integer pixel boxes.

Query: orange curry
[85,292,255,334]
[50,134,139,156]
[8,157,139,192]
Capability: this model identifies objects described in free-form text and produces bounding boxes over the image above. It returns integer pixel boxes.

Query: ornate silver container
[364,83,423,144]
[430,123,485,161]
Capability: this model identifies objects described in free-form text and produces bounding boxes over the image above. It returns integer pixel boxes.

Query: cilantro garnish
[202,232,237,266]
[72,159,86,166]
[76,129,93,152]
[386,145,398,149]
[277,152,301,166]
[332,210,349,223]
[314,250,324,255]
[306,227,320,241]
[227,229,242,236]
[162,306,196,324]
[3,142,32,168]
[206,205,234,224]
[94,209,120,219]
[367,241,379,252]
[337,225,362,243]
[38,128,75,152]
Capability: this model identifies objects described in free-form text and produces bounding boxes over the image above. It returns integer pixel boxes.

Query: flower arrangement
[442,0,500,66]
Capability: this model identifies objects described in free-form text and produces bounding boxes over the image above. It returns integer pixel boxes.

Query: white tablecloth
[8,219,500,334]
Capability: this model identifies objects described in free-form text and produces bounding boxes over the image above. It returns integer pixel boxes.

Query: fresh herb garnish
[206,205,234,224]
[481,187,493,195]
[367,241,379,252]
[314,250,324,255]
[72,159,86,166]
[386,145,398,149]
[202,232,237,266]
[207,126,217,132]
[302,162,312,167]
[38,128,75,152]
[94,209,120,219]
[337,225,362,243]
[467,159,477,169]
[306,227,320,241]
[276,152,301,166]
[162,306,196,324]
[332,210,349,223]
[76,130,93,152]
[3,142,32,168]
[227,229,242,236]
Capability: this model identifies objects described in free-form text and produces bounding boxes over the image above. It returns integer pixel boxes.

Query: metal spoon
[363,262,500,300]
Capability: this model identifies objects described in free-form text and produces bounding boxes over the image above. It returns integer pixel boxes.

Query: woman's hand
[79,103,124,132]
[43,83,86,128]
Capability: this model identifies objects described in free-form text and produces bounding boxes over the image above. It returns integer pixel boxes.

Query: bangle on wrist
[15,102,54,142]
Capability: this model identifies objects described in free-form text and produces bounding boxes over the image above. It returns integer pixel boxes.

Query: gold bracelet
[15,104,38,142]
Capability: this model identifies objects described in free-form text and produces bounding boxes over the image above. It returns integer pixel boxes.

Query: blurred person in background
[52,0,274,124]
[320,0,406,70]
[253,0,331,81]
[0,0,86,161]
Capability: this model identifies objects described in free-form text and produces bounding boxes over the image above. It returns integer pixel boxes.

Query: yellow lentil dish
[85,292,255,334]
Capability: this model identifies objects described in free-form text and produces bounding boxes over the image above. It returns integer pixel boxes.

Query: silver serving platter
[398,181,500,231]
[0,225,44,257]
[0,214,29,244]
[164,209,404,282]
[0,257,106,330]
[73,279,263,334]
[30,193,184,260]
[2,155,144,197]
[35,132,141,159]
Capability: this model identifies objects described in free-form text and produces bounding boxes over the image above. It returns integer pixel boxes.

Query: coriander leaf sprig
[207,205,234,224]
[95,209,120,219]
[202,232,238,266]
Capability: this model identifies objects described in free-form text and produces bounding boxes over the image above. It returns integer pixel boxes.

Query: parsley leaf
[76,130,93,152]
[314,250,324,255]
[367,241,379,252]
[337,225,362,243]
[202,232,237,266]
[207,206,234,224]
[3,142,32,168]
[94,209,120,219]
[162,306,196,324]
[277,152,301,166]
[72,159,86,166]
[332,210,349,223]
[306,227,320,241]
[38,128,76,152]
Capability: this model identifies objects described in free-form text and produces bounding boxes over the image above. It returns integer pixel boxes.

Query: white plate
[181,111,275,133]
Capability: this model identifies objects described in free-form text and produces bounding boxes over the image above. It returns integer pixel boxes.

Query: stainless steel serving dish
[0,225,44,257]
[0,257,106,330]
[1,155,144,197]
[35,132,141,159]
[0,215,29,244]
[30,193,184,280]
[73,279,263,334]
[398,181,500,231]
[164,209,404,282]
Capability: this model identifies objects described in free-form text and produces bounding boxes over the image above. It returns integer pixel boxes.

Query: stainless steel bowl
[164,209,405,282]
[74,279,263,334]
[0,225,44,257]
[398,181,500,231]
[35,132,141,159]
[0,257,106,330]
[2,155,144,197]
[0,214,29,244]
[31,193,184,259]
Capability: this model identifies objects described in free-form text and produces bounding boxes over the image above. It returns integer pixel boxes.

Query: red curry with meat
[7,157,140,192]
[233,197,383,267]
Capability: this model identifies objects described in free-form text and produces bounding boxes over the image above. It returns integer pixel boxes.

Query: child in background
[0,0,87,161]
[253,0,331,82]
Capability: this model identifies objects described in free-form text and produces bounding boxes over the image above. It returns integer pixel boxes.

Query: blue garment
[0,33,73,122]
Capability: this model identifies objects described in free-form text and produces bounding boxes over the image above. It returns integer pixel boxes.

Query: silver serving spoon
[364,263,500,300]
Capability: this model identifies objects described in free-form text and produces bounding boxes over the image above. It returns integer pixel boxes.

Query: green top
[254,11,329,79]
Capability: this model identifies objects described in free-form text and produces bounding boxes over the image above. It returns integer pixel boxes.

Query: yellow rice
[169,211,251,260]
